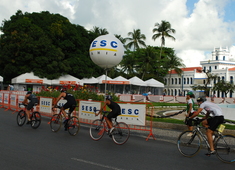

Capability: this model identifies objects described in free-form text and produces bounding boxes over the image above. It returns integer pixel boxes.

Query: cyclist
[53,88,77,130]
[188,96,224,156]
[96,95,121,134]
[22,91,39,124]
[185,91,196,136]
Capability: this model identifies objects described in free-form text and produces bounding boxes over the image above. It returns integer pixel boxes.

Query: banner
[79,100,101,120]
[118,104,146,125]
[10,94,17,106]
[4,93,9,104]
[0,93,3,104]
[39,97,53,113]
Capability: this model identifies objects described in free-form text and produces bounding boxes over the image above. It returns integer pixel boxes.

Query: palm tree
[89,26,109,36]
[135,46,158,80]
[125,29,146,51]
[167,52,185,90]
[119,50,136,78]
[152,20,176,57]
[114,34,127,49]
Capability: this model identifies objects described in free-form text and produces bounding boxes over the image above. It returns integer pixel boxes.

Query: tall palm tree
[152,20,176,57]
[119,50,136,78]
[114,34,127,50]
[125,29,146,51]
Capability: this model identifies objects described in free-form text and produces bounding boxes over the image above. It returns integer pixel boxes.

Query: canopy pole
[104,69,108,101]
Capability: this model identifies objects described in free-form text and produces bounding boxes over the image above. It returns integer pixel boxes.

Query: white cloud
[0,0,235,68]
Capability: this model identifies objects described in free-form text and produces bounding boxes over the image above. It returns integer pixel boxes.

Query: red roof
[228,67,235,71]
[169,67,202,74]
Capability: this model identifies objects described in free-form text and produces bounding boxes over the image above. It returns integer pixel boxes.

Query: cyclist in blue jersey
[96,95,121,134]
[22,91,39,124]
[53,88,77,130]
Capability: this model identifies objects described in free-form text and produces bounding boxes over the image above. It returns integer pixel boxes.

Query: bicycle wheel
[17,110,26,126]
[67,116,80,136]
[215,134,235,163]
[89,119,105,141]
[112,122,130,145]
[177,130,202,157]
[50,114,62,132]
[31,112,41,129]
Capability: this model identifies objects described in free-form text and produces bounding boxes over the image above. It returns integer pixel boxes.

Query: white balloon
[89,34,124,69]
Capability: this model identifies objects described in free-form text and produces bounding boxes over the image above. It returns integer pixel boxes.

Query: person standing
[185,91,195,136]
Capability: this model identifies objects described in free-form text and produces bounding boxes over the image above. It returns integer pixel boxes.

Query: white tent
[112,76,130,84]
[96,74,113,84]
[128,76,147,86]
[145,78,164,87]
[51,74,83,85]
[0,76,3,82]
[11,72,51,85]
[82,77,98,84]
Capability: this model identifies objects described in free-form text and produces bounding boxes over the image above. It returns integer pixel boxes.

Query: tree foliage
[212,80,235,97]
[0,10,103,82]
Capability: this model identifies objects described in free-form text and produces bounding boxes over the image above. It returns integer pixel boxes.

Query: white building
[164,47,235,98]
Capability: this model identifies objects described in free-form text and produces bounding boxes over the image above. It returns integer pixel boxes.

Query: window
[187,78,189,84]
[172,78,174,84]
[179,78,181,84]
[190,78,193,84]
[223,56,225,60]
[165,78,167,85]
[175,78,177,84]
[215,66,217,69]
[184,78,186,84]
[216,56,218,60]
[230,76,233,84]
[209,66,211,72]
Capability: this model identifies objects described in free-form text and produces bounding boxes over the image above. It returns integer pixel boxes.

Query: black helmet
[106,95,112,100]
[26,91,32,95]
[197,97,206,102]
[60,88,66,93]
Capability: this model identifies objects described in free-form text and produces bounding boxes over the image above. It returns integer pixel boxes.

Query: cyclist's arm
[95,102,107,116]
[189,107,203,119]
[53,93,65,107]
[22,95,29,105]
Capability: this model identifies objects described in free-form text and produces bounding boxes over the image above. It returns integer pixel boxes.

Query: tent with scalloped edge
[128,76,147,86]
[96,74,113,84]
[51,74,83,85]
[145,78,164,87]
[81,77,99,84]
[11,72,51,84]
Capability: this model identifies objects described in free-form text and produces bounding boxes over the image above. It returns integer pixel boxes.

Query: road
[0,108,234,170]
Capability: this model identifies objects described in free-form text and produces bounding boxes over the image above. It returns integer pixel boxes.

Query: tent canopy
[145,78,164,87]
[0,76,3,82]
[128,76,147,86]
[82,77,98,84]
[11,72,51,85]
[96,74,113,84]
[51,74,83,85]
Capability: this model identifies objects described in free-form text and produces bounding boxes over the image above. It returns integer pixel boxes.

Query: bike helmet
[197,97,206,102]
[186,91,194,96]
[60,88,66,93]
[105,95,112,100]
[26,91,32,95]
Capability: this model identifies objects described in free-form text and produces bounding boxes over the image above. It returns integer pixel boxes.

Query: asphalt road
[0,108,234,170]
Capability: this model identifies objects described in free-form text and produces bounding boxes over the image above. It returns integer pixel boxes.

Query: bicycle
[177,117,235,163]
[89,110,130,145]
[17,103,41,129]
[49,105,80,136]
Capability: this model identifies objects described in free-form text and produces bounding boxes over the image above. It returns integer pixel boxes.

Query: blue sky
[0,0,235,67]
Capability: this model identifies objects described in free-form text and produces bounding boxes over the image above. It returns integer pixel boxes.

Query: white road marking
[71,158,124,170]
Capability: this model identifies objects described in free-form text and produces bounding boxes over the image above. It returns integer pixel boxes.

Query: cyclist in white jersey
[189,97,224,156]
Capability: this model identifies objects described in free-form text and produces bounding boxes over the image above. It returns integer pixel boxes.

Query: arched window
[187,78,189,84]
[222,76,225,81]
[175,78,177,84]
[165,78,167,85]
[230,76,233,84]
[216,56,218,60]
[184,78,186,84]
[190,78,193,84]
[179,78,181,84]
[223,56,225,60]
[209,66,211,72]
[215,66,217,69]
[171,78,174,84]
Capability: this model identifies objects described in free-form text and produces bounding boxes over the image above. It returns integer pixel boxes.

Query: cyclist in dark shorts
[22,91,39,124]
[53,88,77,130]
[189,97,224,156]
[96,95,121,133]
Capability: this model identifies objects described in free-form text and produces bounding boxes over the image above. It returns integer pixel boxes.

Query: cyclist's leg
[107,110,120,133]
[26,102,34,123]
